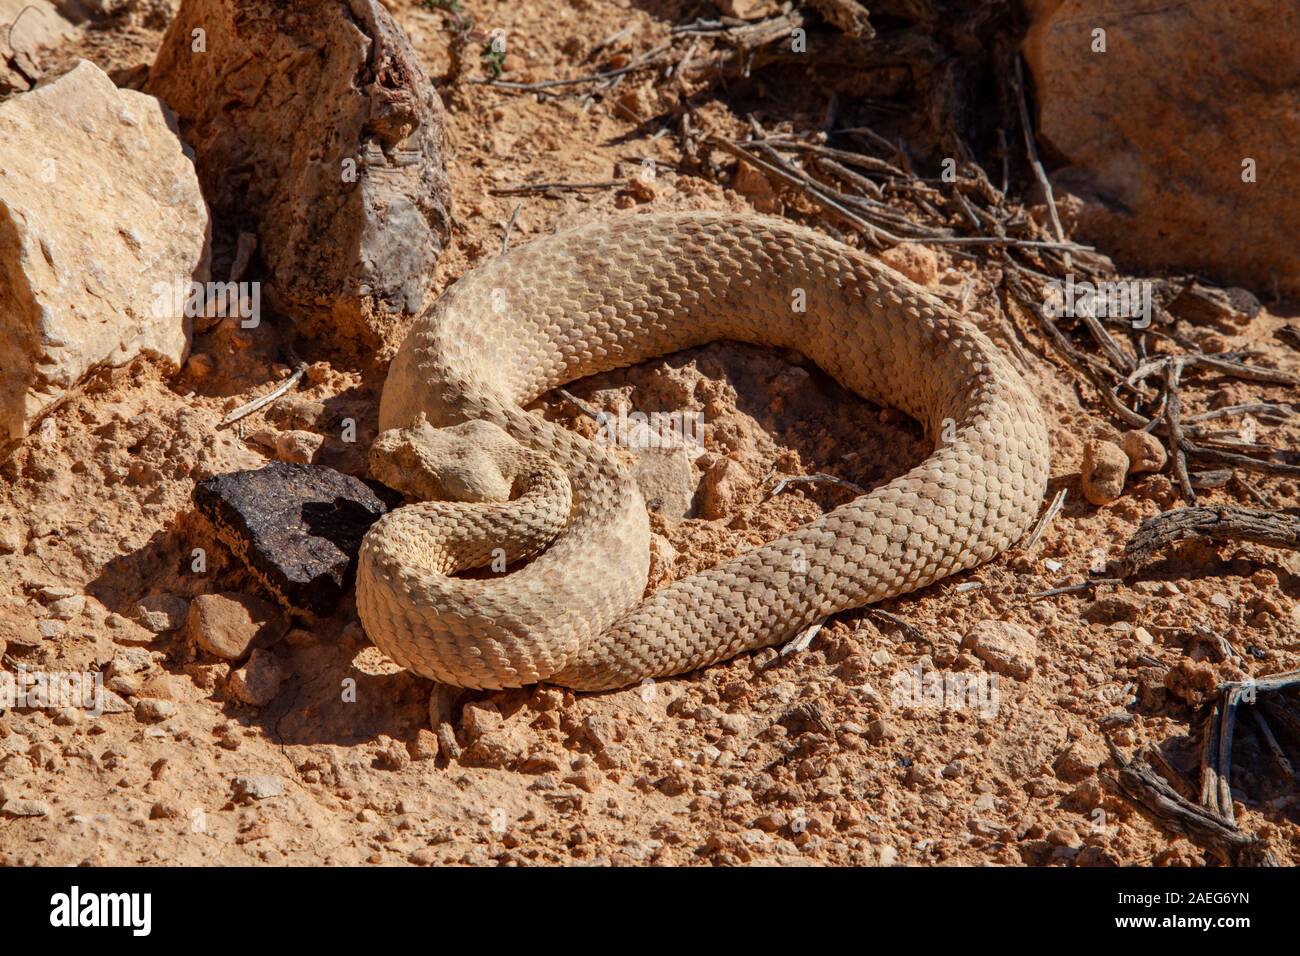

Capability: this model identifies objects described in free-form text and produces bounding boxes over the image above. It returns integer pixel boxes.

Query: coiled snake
[356,212,1050,691]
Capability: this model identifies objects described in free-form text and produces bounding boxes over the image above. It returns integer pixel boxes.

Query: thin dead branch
[1123,505,1300,573]
[490,180,625,196]
[220,363,309,428]
[768,472,868,499]
[1106,743,1274,865]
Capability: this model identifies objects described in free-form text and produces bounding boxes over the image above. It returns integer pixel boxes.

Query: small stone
[715,0,780,19]
[46,595,85,621]
[37,620,65,640]
[150,801,184,820]
[1121,429,1167,474]
[409,729,441,762]
[697,458,751,521]
[631,446,696,519]
[186,352,216,379]
[517,749,559,775]
[374,738,411,771]
[731,161,781,212]
[139,674,186,701]
[564,769,601,793]
[193,463,395,616]
[870,649,891,666]
[1054,736,1109,782]
[1170,283,1261,329]
[582,715,616,750]
[134,698,176,723]
[1046,827,1078,848]
[227,649,288,706]
[905,764,934,789]
[231,774,284,801]
[1164,658,1219,708]
[2,798,50,818]
[108,647,154,677]
[106,674,140,696]
[962,620,1038,680]
[214,722,242,750]
[187,591,286,661]
[866,719,899,743]
[880,242,940,286]
[461,720,531,770]
[718,713,748,735]
[0,523,24,554]
[623,175,656,203]
[133,594,189,633]
[282,628,318,648]
[926,634,957,667]
[99,690,133,715]
[594,743,633,770]
[646,533,677,589]
[1081,438,1129,505]
[461,703,504,742]
[532,687,564,711]
[273,429,325,465]
[1082,593,1145,624]
[408,847,439,865]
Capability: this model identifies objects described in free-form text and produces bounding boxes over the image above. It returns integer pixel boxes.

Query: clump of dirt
[0,1,1296,867]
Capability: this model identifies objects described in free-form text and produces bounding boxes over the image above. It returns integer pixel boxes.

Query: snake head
[370,417,518,503]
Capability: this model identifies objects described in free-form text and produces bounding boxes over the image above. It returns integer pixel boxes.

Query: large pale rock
[146,0,453,360]
[0,60,209,447]
[1023,1,1300,294]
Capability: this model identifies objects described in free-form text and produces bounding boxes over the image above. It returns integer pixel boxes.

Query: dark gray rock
[147,0,453,360]
[193,462,397,616]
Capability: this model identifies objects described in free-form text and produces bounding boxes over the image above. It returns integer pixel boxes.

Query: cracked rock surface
[146,0,453,360]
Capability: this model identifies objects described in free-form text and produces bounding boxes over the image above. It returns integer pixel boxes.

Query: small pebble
[134,699,176,723]
[1081,438,1129,505]
[232,775,284,801]
[1121,429,1167,474]
[1,798,51,818]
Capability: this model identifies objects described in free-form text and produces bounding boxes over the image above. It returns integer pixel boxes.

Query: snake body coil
[356,212,1050,690]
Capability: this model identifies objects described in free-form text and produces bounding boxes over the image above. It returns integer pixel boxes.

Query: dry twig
[220,364,309,428]
[1123,505,1300,573]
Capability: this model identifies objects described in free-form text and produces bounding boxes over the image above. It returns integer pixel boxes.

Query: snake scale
[355,211,1050,691]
